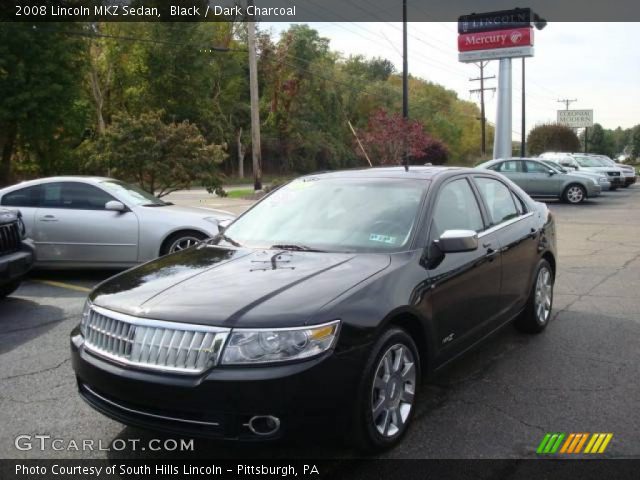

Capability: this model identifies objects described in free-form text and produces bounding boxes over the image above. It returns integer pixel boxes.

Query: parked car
[71,166,557,451]
[476,158,601,204]
[0,177,234,269]
[539,159,611,191]
[538,152,625,189]
[0,208,35,298]
[586,154,636,187]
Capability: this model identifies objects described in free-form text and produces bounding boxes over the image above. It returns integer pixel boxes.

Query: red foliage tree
[357,109,449,165]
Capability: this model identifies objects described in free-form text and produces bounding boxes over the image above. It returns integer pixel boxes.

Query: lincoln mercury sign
[557,110,594,128]
[458,8,537,63]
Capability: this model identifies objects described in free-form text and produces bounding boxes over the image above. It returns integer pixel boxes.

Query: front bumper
[608,176,625,188]
[624,175,636,186]
[0,240,35,284]
[71,329,368,440]
[586,184,602,197]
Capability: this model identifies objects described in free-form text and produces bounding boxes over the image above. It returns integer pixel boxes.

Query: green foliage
[527,124,581,156]
[84,110,227,197]
[2,22,497,187]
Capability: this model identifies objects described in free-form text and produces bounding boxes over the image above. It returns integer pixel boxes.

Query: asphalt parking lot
[1,186,639,460]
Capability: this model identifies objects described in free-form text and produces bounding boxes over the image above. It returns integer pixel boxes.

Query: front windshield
[574,155,607,168]
[541,161,565,173]
[221,177,428,253]
[99,180,166,206]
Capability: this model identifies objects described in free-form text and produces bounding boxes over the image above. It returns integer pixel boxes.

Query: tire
[562,184,586,204]
[352,327,420,452]
[514,259,554,334]
[160,230,208,256]
[0,279,22,299]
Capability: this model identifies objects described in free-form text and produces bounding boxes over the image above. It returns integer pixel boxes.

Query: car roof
[0,176,113,191]
[298,165,470,181]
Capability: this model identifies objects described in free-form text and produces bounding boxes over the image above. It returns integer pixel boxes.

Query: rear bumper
[0,240,35,284]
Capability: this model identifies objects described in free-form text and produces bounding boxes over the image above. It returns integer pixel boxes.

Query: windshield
[220,177,428,253]
[573,155,607,168]
[541,161,565,173]
[99,180,167,206]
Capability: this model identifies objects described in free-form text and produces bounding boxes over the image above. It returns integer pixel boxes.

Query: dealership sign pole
[458,8,545,160]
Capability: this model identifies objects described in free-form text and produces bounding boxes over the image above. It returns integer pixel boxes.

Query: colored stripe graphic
[538,433,613,455]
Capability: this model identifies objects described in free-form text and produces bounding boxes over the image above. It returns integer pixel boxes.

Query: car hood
[138,204,235,220]
[90,246,391,328]
[580,166,623,173]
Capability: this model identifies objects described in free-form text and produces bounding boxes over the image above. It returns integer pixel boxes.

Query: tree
[85,110,227,196]
[631,125,640,159]
[358,109,448,165]
[0,23,87,185]
[527,124,581,155]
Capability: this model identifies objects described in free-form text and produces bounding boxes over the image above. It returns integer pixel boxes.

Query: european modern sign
[557,110,594,128]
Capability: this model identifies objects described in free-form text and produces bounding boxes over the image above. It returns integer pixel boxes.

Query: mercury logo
[510,31,523,43]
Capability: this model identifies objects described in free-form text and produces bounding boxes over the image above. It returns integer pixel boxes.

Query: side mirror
[217,218,233,233]
[547,169,556,176]
[436,229,479,253]
[105,200,127,212]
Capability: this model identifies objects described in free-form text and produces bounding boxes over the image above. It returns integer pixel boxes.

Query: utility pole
[402,0,409,170]
[557,98,577,111]
[469,61,495,158]
[520,57,526,157]
[247,2,262,191]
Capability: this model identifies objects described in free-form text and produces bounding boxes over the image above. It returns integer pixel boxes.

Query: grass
[225,188,255,199]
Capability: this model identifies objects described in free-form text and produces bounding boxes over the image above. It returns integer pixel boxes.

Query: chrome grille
[81,306,230,374]
[607,171,620,177]
[0,221,20,255]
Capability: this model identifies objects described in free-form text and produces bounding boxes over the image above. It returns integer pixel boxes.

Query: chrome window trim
[478,212,533,238]
[81,384,220,427]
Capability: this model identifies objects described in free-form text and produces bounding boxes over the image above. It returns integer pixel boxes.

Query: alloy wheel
[534,267,553,324]
[371,343,416,437]
[169,236,201,253]
[566,186,584,203]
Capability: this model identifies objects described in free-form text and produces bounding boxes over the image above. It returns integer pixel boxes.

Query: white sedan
[0,177,234,269]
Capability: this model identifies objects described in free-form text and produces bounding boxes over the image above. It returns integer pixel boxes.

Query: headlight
[599,176,608,183]
[220,320,340,365]
[79,299,92,337]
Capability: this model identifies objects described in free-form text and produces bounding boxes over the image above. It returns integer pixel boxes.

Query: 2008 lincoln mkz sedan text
[70,166,557,451]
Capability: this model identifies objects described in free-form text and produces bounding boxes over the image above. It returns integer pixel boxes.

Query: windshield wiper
[141,203,167,207]
[270,244,326,252]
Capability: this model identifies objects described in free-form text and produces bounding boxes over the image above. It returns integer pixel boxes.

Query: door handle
[39,215,58,222]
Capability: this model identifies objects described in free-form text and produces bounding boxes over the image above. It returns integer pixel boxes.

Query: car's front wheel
[353,327,420,452]
[562,184,586,204]
[160,230,209,256]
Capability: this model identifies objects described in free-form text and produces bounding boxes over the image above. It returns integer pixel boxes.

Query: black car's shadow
[0,297,66,354]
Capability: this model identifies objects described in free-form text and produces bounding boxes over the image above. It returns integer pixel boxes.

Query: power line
[557,98,577,110]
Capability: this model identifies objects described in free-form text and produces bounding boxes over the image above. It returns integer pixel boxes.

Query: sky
[263,22,640,140]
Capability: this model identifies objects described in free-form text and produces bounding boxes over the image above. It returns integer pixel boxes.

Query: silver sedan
[0,177,234,268]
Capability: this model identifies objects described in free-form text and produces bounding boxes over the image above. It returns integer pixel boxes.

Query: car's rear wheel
[353,327,420,452]
[0,279,22,299]
[160,230,208,256]
[514,259,554,334]
[562,184,586,204]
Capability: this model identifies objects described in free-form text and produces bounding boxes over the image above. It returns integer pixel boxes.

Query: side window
[511,192,527,215]
[474,177,519,225]
[497,160,521,173]
[1,185,42,207]
[430,178,484,240]
[41,182,115,210]
[525,161,549,174]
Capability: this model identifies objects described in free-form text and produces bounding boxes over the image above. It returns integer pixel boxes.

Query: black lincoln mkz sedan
[71,166,556,451]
